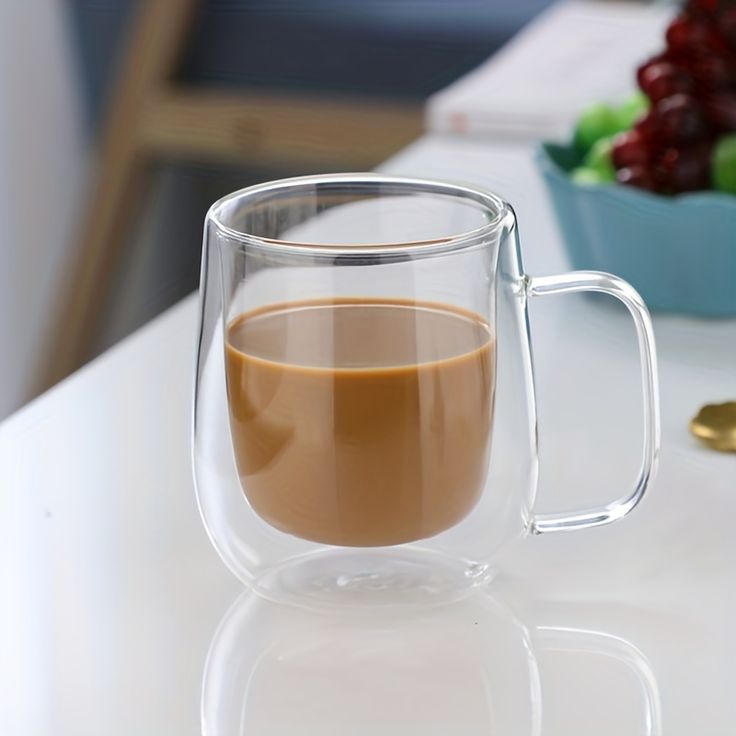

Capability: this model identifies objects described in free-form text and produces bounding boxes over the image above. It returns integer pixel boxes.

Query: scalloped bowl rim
[536,141,736,213]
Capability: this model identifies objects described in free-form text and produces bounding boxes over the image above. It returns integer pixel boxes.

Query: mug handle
[526,271,660,534]
[536,625,662,735]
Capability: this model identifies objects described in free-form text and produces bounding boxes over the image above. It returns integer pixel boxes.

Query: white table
[2,135,735,735]
[426,0,671,140]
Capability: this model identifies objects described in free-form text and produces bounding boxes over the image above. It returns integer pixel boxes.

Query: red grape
[686,0,720,17]
[718,8,736,47]
[655,144,712,192]
[616,165,658,192]
[638,62,694,102]
[654,93,708,143]
[636,55,668,89]
[612,130,651,168]
[667,14,711,52]
[690,54,736,88]
[703,91,736,130]
[634,112,663,146]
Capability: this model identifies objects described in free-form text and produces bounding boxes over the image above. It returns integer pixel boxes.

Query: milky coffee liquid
[225,298,494,547]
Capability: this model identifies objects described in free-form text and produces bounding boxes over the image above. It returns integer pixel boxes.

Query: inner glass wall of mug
[215,180,504,550]
[195,176,533,600]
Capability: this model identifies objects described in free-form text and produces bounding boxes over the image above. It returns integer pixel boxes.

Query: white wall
[0,1,87,418]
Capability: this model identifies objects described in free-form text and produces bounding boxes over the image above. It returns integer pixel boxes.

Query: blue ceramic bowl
[537,142,736,317]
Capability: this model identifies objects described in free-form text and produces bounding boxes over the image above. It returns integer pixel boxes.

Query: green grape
[574,103,623,152]
[712,135,736,195]
[571,167,610,185]
[617,91,650,130]
[583,137,616,181]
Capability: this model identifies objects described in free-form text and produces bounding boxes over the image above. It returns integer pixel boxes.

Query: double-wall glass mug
[193,174,659,604]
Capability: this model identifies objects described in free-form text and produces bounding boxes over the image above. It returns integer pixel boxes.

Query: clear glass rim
[207,173,511,258]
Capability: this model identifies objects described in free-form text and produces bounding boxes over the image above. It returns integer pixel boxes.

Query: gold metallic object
[690,402,736,452]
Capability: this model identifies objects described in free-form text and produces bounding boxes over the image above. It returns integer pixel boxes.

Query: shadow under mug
[193,174,660,604]
[201,589,662,736]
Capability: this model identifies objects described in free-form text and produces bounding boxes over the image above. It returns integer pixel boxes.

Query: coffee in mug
[225,297,495,546]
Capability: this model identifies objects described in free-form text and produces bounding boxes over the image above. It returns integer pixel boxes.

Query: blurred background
[0,0,563,419]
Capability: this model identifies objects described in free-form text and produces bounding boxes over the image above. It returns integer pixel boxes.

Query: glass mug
[193,174,659,603]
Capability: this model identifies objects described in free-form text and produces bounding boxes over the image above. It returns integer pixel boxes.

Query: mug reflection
[533,625,661,736]
[201,589,661,736]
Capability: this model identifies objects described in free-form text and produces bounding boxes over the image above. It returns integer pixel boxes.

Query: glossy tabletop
[2,135,735,735]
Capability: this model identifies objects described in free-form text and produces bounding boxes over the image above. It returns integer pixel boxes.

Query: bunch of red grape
[613,0,736,193]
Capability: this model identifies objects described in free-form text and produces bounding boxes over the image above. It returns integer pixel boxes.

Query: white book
[426,0,673,141]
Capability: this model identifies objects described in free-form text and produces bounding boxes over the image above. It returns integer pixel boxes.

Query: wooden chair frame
[41,0,422,389]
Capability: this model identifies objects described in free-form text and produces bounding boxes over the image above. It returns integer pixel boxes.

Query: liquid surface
[228,299,491,369]
[226,298,495,547]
